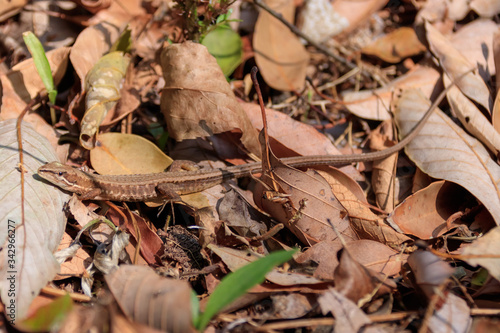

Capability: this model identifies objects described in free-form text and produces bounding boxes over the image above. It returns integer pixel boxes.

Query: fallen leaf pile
[1,0,500,332]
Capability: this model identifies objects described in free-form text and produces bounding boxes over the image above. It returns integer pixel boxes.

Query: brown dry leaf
[90,133,173,175]
[396,89,500,226]
[362,27,426,63]
[161,42,261,158]
[296,239,405,281]
[254,153,358,246]
[107,207,163,265]
[342,65,440,121]
[462,226,500,282]
[0,0,26,21]
[71,0,112,13]
[444,75,500,155]
[242,101,361,178]
[407,250,454,302]
[492,29,500,132]
[334,248,396,304]
[317,169,411,247]
[425,21,492,112]
[54,233,89,280]
[70,23,121,92]
[208,244,323,286]
[318,288,385,333]
[105,265,195,333]
[253,0,308,91]
[449,19,497,81]
[6,46,70,102]
[370,120,397,211]
[428,293,472,333]
[88,0,145,27]
[332,0,389,36]
[388,181,478,239]
[271,294,314,319]
[470,0,500,17]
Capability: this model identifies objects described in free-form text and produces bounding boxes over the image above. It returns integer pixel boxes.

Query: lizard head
[37,162,90,194]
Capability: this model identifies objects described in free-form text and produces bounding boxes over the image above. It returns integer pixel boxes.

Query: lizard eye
[58,171,64,176]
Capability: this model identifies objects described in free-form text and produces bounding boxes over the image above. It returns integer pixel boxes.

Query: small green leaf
[20,294,73,330]
[110,27,132,53]
[196,249,297,330]
[22,31,57,105]
[201,25,242,76]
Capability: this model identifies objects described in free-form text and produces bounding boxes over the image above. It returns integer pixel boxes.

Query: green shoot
[22,31,57,125]
[195,249,298,330]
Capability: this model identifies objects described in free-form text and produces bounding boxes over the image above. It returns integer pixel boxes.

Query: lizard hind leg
[156,183,182,202]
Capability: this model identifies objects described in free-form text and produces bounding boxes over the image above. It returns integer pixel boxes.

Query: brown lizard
[37,87,446,202]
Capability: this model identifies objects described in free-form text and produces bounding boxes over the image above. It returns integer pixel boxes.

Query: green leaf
[20,294,73,330]
[110,27,132,53]
[201,25,242,76]
[196,249,297,330]
[22,31,57,105]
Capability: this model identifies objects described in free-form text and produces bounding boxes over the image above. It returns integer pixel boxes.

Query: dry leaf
[296,239,405,280]
[362,27,426,63]
[0,120,67,319]
[462,226,500,282]
[334,248,396,304]
[388,181,477,239]
[396,89,500,226]
[208,244,322,286]
[318,288,385,333]
[0,0,26,21]
[70,23,121,92]
[370,120,397,211]
[105,265,195,333]
[6,47,70,102]
[444,75,500,155]
[253,0,308,91]
[470,0,500,17]
[428,293,472,333]
[298,0,348,43]
[331,0,389,35]
[342,65,440,121]
[317,169,411,247]
[161,41,261,158]
[90,133,173,175]
[425,21,492,112]
[254,155,358,246]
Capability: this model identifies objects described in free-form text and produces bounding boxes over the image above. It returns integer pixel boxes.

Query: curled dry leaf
[105,265,195,333]
[89,132,173,175]
[396,89,500,226]
[80,51,131,149]
[425,21,492,112]
[388,181,480,240]
[253,0,308,91]
[370,120,397,211]
[342,65,440,121]
[331,0,388,35]
[161,41,261,158]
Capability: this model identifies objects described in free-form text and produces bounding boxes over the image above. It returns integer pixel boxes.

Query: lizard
[37,87,446,202]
